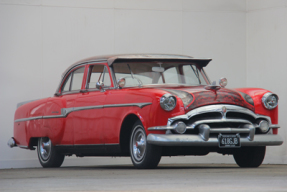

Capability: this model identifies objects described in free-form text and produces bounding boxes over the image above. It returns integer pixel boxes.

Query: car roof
[62,54,212,77]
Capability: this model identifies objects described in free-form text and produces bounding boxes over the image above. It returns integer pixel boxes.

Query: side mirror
[117,78,126,88]
[96,81,105,91]
[219,77,228,88]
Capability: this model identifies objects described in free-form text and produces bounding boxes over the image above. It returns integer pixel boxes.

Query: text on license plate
[218,134,241,148]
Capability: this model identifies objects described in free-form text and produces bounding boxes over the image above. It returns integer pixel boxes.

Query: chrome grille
[166,104,273,141]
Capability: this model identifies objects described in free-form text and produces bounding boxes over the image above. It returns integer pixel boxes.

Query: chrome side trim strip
[15,102,152,122]
[104,102,152,109]
[147,134,283,147]
[15,116,43,122]
[73,105,104,112]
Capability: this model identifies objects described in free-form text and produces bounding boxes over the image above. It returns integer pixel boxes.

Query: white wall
[246,0,287,163]
[0,0,248,168]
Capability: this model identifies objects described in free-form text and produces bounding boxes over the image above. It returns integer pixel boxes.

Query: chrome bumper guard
[7,137,17,148]
[147,134,283,146]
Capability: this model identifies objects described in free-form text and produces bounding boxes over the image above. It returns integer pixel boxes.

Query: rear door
[44,66,86,146]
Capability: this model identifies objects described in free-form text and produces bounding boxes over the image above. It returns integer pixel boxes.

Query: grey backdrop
[0,0,286,168]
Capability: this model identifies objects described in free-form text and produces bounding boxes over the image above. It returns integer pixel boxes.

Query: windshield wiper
[126,64,142,87]
[127,64,134,79]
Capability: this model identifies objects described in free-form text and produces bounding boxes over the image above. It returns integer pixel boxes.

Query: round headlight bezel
[160,93,177,111]
[262,92,278,110]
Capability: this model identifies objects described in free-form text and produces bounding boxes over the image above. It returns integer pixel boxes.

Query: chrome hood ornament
[205,77,228,90]
[204,81,221,90]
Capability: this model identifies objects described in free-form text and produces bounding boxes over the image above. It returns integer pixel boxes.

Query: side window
[62,66,85,92]
[87,65,111,89]
[71,67,85,90]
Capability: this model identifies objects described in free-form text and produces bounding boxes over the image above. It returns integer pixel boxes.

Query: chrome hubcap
[39,138,51,161]
[132,127,146,161]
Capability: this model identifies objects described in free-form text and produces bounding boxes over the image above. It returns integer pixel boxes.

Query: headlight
[262,92,278,110]
[162,90,193,108]
[160,93,177,111]
[239,92,254,106]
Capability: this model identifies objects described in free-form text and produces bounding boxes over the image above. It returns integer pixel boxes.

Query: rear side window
[62,67,85,92]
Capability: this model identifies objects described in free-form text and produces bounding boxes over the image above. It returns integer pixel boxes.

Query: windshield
[113,61,208,87]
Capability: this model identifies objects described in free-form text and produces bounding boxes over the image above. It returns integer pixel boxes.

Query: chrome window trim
[82,87,116,93]
[61,90,81,96]
[55,60,107,95]
[14,102,152,122]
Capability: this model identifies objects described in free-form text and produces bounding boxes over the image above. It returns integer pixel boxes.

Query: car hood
[163,86,255,112]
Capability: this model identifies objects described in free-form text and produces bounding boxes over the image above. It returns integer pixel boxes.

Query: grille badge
[221,106,227,119]
[222,106,227,113]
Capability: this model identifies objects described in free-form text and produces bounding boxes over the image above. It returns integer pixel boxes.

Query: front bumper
[147,134,283,147]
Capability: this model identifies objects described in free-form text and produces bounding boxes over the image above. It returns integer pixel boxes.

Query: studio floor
[1,164,287,192]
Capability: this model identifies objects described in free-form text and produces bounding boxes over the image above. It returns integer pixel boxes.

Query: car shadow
[59,164,252,170]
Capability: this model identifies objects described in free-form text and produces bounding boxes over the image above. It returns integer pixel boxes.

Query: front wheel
[37,137,65,168]
[130,120,162,169]
[233,146,266,168]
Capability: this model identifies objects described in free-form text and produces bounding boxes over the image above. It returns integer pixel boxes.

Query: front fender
[234,88,278,134]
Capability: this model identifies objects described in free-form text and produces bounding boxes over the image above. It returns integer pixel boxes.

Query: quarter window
[62,73,72,92]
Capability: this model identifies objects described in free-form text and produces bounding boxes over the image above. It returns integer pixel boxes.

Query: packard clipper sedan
[8,54,283,168]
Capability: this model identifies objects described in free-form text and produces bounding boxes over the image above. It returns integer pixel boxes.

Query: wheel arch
[119,113,144,155]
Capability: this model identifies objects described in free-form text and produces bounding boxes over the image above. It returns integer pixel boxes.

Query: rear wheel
[130,120,162,169]
[37,137,65,168]
[233,146,266,168]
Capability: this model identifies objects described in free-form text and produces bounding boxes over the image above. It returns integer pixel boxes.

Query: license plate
[218,134,241,148]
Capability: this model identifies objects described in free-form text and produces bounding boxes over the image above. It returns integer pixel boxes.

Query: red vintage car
[8,54,283,168]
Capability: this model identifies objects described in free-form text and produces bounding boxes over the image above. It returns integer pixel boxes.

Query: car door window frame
[85,64,114,92]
